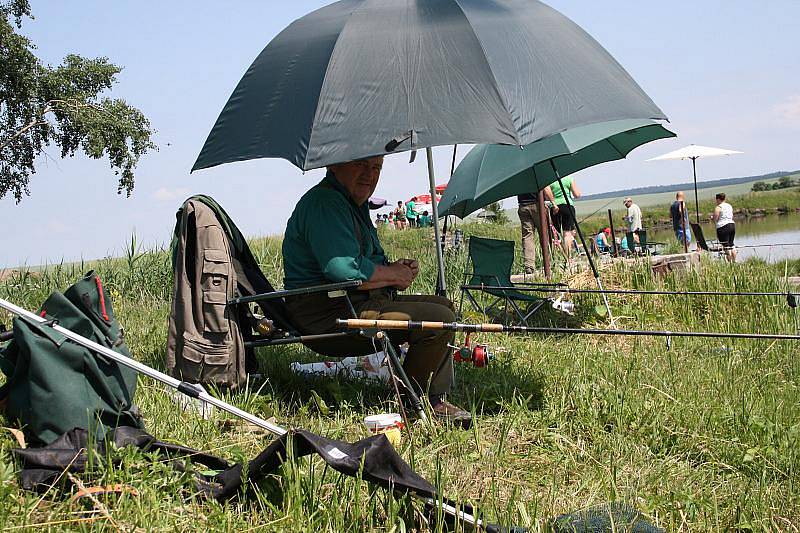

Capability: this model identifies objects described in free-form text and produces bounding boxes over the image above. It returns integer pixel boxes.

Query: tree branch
[0,99,108,151]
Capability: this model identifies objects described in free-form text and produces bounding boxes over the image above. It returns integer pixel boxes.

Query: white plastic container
[363,413,404,446]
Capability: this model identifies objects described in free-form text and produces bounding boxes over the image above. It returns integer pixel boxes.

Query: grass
[1,224,799,531]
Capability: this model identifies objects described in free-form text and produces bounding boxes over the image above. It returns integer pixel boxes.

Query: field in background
[1,225,799,530]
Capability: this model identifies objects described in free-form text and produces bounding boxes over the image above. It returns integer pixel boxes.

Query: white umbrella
[647,145,743,222]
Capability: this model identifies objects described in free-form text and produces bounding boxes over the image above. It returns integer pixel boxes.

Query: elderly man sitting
[282,156,471,426]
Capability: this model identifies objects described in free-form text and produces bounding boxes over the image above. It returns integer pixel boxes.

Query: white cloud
[775,95,800,124]
[152,187,190,202]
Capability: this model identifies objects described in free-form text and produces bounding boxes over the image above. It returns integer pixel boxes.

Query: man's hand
[359,259,417,291]
[398,258,419,279]
[388,260,415,290]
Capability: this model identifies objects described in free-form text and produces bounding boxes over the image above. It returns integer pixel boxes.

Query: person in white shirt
[623,197,643,244]
[712,192,736,262]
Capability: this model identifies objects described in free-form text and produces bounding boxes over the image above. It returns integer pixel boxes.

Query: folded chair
[459,236,563,326]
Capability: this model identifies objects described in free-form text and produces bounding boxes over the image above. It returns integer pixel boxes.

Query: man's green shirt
[283,172,388,290]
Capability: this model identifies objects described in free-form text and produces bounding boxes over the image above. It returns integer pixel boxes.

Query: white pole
[426,147,447,296]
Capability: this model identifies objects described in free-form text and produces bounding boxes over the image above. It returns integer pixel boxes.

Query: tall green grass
[1,225,799,530]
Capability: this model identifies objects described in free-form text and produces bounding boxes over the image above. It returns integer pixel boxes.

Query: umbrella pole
[439,145,458,262]
[608,209,618,257]
[538,190,552,279]
[427,147,447,297]
[692,156,700,224]
[550,161,614,325]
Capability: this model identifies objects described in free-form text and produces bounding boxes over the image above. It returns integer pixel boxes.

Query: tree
[484,201,510,225]
[0,0,155,202]
[751,181,768,192]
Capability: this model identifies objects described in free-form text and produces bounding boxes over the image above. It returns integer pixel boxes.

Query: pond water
[648,212,800,262]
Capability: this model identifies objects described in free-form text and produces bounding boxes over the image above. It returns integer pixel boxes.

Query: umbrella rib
[451,0,521,145]
[606,137,626,159]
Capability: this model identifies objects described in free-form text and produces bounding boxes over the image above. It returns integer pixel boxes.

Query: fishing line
[577,196,619,226]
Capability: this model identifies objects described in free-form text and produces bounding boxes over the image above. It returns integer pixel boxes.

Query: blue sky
[1,1,798,268]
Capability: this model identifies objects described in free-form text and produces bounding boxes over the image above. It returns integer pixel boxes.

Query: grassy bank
[1,226,799,530]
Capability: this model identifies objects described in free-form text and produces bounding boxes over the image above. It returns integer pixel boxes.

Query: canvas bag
[0,271,140,445]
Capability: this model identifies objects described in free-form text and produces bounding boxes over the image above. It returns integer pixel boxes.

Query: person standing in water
[712,192,736,262]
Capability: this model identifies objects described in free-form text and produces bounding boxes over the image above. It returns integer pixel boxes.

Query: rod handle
[337,318,443,330]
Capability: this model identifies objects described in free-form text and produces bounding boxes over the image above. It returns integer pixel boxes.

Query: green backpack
[0,271,141,445]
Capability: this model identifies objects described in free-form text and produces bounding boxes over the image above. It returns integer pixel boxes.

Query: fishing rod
[0,297,513,533]
[337,318,800,341]
[460,284,799,302]
[577,196,619,226]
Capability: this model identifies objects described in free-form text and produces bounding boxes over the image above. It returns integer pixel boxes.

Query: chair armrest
[230,280,362,306]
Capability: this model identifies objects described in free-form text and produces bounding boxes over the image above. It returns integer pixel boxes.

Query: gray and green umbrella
[192,1,666,172]
[439,119,676,218]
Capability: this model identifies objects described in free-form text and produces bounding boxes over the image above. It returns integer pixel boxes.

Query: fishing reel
[450,333,493,368]
[551,293,575,316]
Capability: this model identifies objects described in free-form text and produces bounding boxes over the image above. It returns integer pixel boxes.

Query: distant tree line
[751,176,797,192]
[584,170,800,201]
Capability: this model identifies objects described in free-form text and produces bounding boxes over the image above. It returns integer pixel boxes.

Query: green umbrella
[439,119,676,218]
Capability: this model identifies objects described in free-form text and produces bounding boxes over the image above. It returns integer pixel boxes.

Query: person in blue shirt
[595,228,611,253]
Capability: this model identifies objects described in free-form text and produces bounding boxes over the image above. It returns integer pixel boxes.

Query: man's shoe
[430,397,472,429]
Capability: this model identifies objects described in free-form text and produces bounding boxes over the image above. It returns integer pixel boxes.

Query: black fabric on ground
[14,426,231,493]
[13,426,435,501]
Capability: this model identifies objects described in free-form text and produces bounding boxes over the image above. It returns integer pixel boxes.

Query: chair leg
[382,336,426,421]
[507,298,529,326]
[521,299,547,324]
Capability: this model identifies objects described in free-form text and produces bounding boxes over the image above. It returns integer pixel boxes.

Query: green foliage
[0,2,155,201]
[484,201,510,225]
[752,176,796,193]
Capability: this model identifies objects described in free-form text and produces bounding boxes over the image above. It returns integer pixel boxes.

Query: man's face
[330,156,384,205]
[624,200,632,208]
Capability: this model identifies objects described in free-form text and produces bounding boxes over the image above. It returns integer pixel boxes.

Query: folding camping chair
[228,278,427,418]
[459,236,562,326]
[625,229,661,255]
